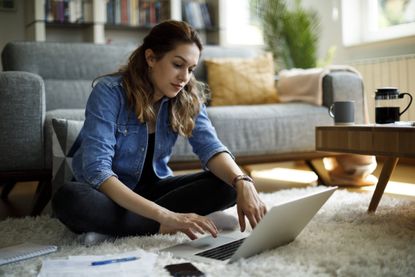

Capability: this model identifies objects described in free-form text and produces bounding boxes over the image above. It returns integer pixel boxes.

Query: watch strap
[231,174,254,187]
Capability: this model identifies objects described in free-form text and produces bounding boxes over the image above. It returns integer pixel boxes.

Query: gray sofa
[0,42,366,214]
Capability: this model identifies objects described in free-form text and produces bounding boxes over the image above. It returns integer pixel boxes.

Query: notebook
[0,242,58,266]
[161,187,337,263]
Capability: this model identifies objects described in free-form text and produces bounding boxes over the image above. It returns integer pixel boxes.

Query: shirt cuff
[87,171,118,190]
[201,146,235,170]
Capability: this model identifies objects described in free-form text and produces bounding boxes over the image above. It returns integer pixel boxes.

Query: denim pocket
[115,124,142,153]
[113,124,145,175]
[116,124,140,136]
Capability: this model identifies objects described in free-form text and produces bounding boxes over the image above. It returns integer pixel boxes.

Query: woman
[52,20,266,242]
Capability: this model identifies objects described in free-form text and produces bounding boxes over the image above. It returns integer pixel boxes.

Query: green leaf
[254,0,321,70]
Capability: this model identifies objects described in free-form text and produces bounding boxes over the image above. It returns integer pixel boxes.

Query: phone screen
[164,262,205,277]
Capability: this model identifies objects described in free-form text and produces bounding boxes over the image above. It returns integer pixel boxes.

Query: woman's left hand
[235,181,267,232]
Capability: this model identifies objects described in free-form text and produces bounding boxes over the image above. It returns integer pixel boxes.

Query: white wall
[301,0,415,64]
[0,0,26,71]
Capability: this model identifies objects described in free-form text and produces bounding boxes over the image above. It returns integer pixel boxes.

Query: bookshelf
[25,0,223,45]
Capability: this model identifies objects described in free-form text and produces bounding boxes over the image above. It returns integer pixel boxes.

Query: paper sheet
[38,250,157,277]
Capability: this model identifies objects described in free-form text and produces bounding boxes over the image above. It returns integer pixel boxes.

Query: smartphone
[164,262,205,277]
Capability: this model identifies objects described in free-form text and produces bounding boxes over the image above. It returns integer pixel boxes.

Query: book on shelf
[200,1,212,28]
[0,242,58,266]
[44,0,92,24]
[182,0,212,29]
[106,0,164,27]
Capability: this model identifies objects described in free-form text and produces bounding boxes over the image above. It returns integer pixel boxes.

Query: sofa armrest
[322,70,366,124]
[0,71,46,171]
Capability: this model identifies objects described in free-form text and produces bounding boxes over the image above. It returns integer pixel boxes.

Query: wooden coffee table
[316,125,415,212]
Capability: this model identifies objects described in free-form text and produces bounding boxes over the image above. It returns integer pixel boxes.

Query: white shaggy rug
[1,187,414,277]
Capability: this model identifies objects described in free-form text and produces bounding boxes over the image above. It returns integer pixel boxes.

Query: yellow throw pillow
[204,53,279,106]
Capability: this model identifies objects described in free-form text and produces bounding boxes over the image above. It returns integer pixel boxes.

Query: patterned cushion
[204,53,279,106]
[51,118,83,196]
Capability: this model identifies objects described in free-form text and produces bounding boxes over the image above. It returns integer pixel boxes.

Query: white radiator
[350,54,415,122]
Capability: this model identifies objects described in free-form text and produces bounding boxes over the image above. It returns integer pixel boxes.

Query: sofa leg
[1,181,16,199]
[305,159,331,186]
[31,180,52,216]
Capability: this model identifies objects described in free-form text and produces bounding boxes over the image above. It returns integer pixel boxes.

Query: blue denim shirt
[72,75,231,189]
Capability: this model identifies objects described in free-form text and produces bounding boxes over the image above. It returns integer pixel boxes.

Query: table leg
[305,159,330,187]
[368,157,399,213]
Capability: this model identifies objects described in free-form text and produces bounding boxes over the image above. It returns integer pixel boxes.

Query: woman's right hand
[99,177,217,240]
[158,211,218,240]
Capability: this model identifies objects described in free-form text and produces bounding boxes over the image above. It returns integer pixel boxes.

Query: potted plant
[252,0,321,71]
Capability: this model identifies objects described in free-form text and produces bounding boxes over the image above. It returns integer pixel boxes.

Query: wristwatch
[231,174,254,188]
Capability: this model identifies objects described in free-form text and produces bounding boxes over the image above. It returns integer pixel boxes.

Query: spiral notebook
[0,242,58,266]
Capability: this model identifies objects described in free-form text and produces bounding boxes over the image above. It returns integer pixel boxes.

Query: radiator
[349,54,415,122]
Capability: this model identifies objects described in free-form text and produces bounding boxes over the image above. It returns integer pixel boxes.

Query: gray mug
[329,101,355,125]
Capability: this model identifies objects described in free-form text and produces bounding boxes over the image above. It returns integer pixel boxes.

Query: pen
[91,256,138,266]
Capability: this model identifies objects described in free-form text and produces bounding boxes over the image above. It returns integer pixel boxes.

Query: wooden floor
[1,160,414,221]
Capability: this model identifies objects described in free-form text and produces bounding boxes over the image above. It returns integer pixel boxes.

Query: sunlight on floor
[252,167,318,184]
[251,167,318,192]
[359,181,415,198]
[251,165,415,200]
[175,161,415,199]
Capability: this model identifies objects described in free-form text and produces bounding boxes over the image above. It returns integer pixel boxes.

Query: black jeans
[52,171,236,237]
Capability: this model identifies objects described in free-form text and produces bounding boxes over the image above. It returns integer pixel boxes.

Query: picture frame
[0,0,16,11]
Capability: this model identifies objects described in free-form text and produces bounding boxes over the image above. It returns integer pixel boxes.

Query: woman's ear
[145,49,155,67]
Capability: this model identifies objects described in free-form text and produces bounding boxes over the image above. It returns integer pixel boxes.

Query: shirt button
[141,147,145,152]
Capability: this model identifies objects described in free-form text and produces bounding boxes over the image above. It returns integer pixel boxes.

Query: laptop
[161,186,337,263]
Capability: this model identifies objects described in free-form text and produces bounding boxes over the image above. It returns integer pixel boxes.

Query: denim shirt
[72,75,231,189]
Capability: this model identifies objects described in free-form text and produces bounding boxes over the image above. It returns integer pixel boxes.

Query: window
[376,0,415,27]
[222,0,263,45]
[342,0,415,46]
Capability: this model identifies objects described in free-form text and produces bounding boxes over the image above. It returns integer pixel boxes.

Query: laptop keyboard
[195,238,246,260]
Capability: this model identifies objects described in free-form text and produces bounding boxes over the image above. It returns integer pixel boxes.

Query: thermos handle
[329,104,335,118]
[398,93,413,116]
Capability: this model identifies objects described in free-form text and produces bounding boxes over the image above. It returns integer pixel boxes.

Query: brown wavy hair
[120,20,205,137]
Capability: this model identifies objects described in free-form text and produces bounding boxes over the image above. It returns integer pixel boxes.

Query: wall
[0,0,25,71]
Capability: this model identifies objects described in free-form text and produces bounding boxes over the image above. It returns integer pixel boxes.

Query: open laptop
[161,186,337,263]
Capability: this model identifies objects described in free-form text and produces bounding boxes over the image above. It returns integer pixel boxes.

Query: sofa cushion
[204,53,279,106]
[170,103,333,161]
[2,42,135,111]
[44,79,92,111]
[47,104,333,174]
[51,118,83,196]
